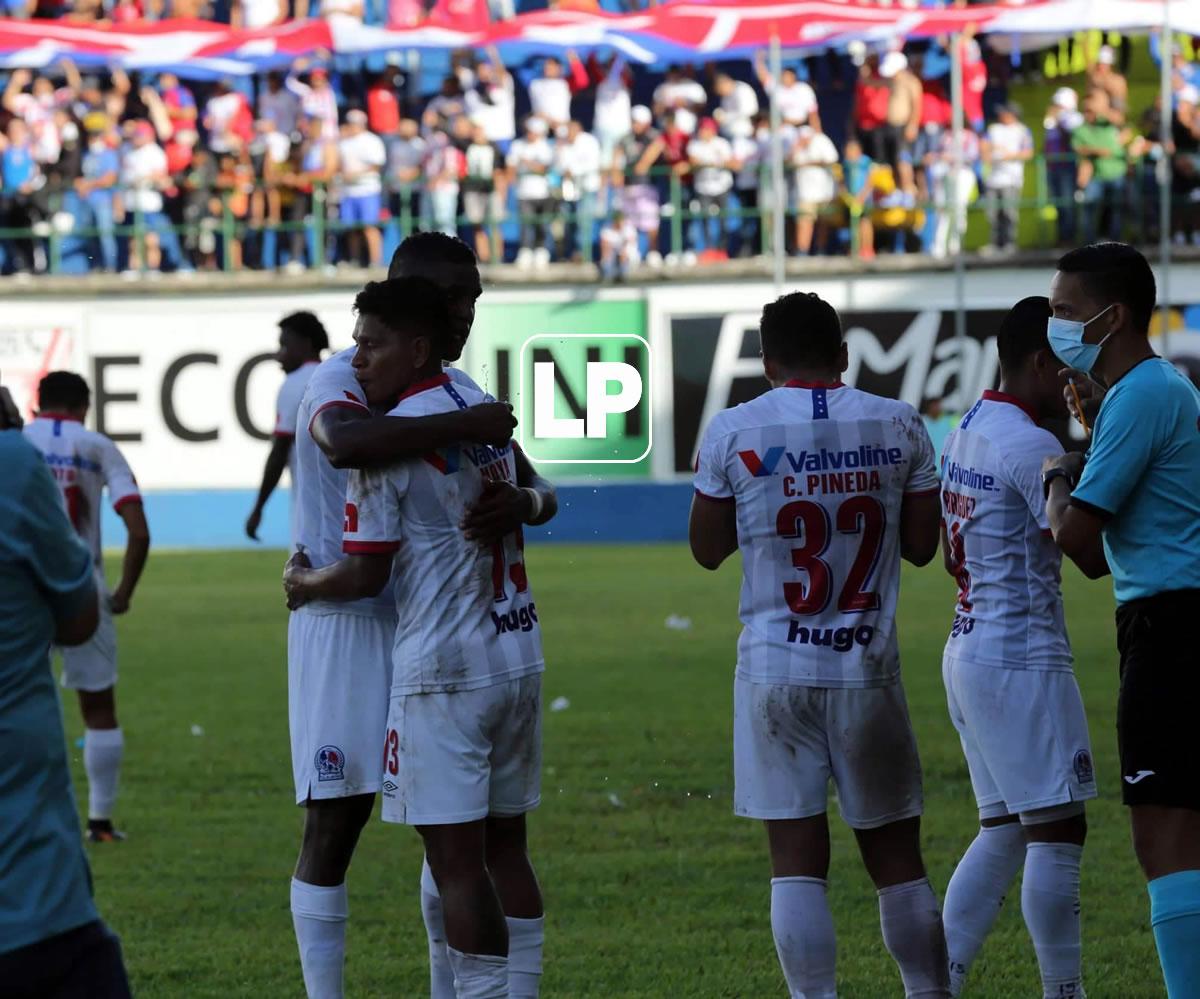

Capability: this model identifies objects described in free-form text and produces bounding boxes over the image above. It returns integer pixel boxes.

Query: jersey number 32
[776,496,885,616]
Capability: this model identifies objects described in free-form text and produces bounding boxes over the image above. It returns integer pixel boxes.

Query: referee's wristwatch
[1041,466,1073,500]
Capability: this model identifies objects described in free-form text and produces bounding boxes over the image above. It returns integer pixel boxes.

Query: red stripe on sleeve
[693,489,735,504]
[112,494,143,512]
[343,540,401,554]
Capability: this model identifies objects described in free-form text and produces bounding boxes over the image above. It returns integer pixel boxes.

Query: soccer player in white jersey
[246,311,328,545]
[288,277,553,999]
[938,296,1095,999]
[690,291,950,999]
[23,371,150,843]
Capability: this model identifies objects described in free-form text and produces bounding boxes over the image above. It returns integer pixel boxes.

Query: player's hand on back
[283,550,313,610]
[465,402,517,447]
[462,480,531,545]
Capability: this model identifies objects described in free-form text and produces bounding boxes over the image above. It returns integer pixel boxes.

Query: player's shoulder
[305,348,363,400]
[703,391,781,441]
[444,364,482,394]
[386,375,467,418]
[838,386,925,436]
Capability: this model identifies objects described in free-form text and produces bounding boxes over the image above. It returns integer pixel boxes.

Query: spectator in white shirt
[426,75,470,133]
[791,124,838,255]
[600,208,639,282]
[730,113,765,257]
[556,119,602,261]
[508,116,555,268]
[592,53,633,168]
[929,126,980,258]
[337,109,386,266]
[687,117,734,255]
[653,65,706,136]
[462,123,504,263]
[422,128,465,237]
[259,71,300,138]
[755,52,821,130]
[231,0,286,28]
[712,74,759,140]
[121,119,187,272]
[286,63,339,142]
[982,102,1033,252]
[2,69,69,166]
[466,48,516,154]
[528,56,573,130]
[387,117,425,229]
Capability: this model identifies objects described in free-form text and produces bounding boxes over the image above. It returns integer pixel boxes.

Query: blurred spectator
[1044,86,1082,245]
[1169,84,1200,239]
[203,78,252,154]
[1072,91,1129,242]
[982,103,1032,253]
[529,54,586,131]
[591,53,632,168]
[287,62,339,141]
[556,119,601,261]
[422,127,463,238]
[120,120,187,273]
[214,145,255,269]
[929,125,980,259]
[156,72,198,138]
[467,49,516,154]
[508,116,554,268]
[614,105,663,267]
[321,0,364,19]
[1087,45,1128,126]
[366,68,402,136]
[260,71,301,137]
[75,119,120,272]
[652,65,706,136]
[881,51,921,197]
[792,123,837,255]
[232,0,286,27]
[914,73,950,202]
[3,69,69,168]
[755,54,819,130]
[462,122,503,263]
[842,136,875,260]
[730,114,764,257]
[1,118,42,274]
[387,117,425,228]
[688,116,732,255]
[712,73,758,140]
[427,74,469,130]
[175,142,218,269]
[961,36,986,133]
[853,53,890,164]
[599,208,638,281]
[296,113,338,261]
[337,108,386,266]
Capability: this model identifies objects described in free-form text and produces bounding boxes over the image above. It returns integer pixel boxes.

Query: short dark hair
[388,231,477,279]
[279,311,329,352]
[759,292,843,370]
[997,295,1052,373]
[354,277,451,353]
[38,371,90,411]
[1056,242,1156,334]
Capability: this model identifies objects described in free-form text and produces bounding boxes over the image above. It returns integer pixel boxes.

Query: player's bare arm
[899,491,941,566]
[462,442,557,544]
[109,501,150,615]
[938,520,957,578]
[55,579,100,647]
[1043,452,1110,579]
[311,402,517,470]
[283,549,395,609]
[247,435,293,541]
[688,493,738,570]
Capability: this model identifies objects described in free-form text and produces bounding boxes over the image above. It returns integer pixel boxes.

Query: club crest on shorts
[1073,750,1094,785]
[315,745,346,782]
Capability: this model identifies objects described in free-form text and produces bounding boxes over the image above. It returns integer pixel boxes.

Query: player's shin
[770,877,837,999]
[878,878,952,998]
[1022,843,1086,999]
[942,822,1026,996]
[1149,869,1200,999]
[421,857,456,999]
[83,727,124,822]
[290,879,348,999]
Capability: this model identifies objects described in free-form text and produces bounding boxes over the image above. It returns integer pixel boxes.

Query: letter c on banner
[234,353,277,442]
[161,353,218,442]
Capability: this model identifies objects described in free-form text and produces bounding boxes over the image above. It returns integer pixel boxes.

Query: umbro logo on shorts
[1124,770,1156,785]
[383,780,398,793]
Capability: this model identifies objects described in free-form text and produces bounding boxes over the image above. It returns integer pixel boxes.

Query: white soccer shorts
[288,605,396,804]
[381,674,542,826]
[59,571,117,692]
[733,675,924,828]
[942,652,1098,819]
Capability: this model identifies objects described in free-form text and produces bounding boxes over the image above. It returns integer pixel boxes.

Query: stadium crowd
[1,33,1200,276]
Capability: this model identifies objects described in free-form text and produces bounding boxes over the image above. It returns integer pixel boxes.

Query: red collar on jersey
[981,389,1038,423]
[38,411,83,423]
[397,372,451,401]
[784,378,845,389]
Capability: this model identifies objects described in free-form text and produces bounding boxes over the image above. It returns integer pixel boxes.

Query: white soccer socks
[421,858,457,999]
[447,948,509,999]
[1022,843,1085,999]
[943,822,1026,995]
[770,876,838,999]
[290,879,348,999]
[83,727,124,821]
[506,915,545,998]
[878,878,952,998]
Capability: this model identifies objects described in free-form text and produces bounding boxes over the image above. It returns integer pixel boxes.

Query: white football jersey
[276,360,320,548]
[344,372,543,695]
[294,349,480,615]
[939,391,1072,670]
[23,414,141,567]
[694,380,939,688]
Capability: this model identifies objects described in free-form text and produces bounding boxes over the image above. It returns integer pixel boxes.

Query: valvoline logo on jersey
[738,444,906,477]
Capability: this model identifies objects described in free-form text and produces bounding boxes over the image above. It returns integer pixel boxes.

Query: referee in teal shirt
[1043,243,1200,998]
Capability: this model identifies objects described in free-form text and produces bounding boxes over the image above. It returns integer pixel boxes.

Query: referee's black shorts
[1116,588,1200,810]
[0,920,131,999]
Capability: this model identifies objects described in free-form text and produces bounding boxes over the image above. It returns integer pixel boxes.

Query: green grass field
[68,545,1162,998]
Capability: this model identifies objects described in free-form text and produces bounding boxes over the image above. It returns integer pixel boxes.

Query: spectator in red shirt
[962,35,986,132]
[367,68,403,137]
[853,53,890,164]
[157,73,197,139]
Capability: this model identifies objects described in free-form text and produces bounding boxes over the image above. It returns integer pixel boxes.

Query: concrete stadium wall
[8,261,1199,548]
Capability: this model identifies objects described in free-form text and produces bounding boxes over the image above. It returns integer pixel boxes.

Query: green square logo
[517,334,652,464]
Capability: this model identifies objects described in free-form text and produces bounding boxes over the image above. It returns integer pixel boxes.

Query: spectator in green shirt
[1072,91,1131,242]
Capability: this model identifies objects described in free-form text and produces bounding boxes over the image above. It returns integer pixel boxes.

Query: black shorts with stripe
[1116,588,1200,810]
